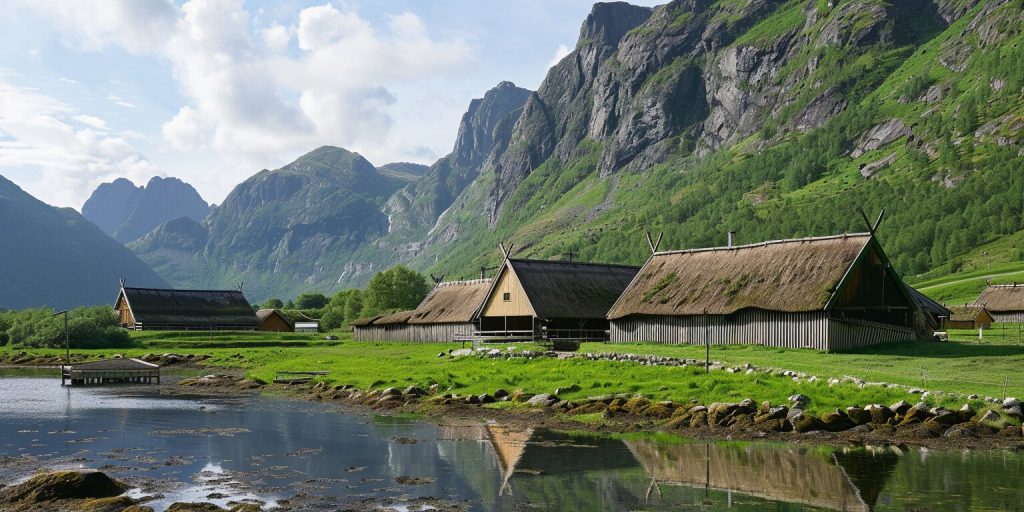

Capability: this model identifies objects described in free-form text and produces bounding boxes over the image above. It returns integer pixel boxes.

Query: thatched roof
[372,310,415,326]
[948,305,989,322]
[906,286,951,318]
[118,287,258,327]
[498,259,640,319]
[410,279,492,324]
[974,284,1024,312]
[348,315,382,327]
[608,234,873,319]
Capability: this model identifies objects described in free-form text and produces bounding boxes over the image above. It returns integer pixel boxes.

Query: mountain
[82,176,211,243]
[138,0,1024,301]
[0,175,169,310]
[377,162,429,180]
[131,146,412,299]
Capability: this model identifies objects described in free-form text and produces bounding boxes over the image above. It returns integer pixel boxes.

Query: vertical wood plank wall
[992,312,1024,323]
[353,323,476,342]
[609,311,916,351]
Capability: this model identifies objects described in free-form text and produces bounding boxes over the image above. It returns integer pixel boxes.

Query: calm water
[1,374,1023,511]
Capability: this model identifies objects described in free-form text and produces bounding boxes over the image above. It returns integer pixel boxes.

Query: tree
[3,306,130,348]
[363,266,430,316]
[295,292,328,309]
[261,298,284,310]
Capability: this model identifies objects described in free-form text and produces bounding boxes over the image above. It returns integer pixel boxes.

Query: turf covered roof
[608,234,873,319]
[501,259,640,319]
[410,279,492,324]
[974,284,1024,313]
[118,287,259,327]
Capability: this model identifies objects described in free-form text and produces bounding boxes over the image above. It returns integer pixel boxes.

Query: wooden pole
[704,308,710,373]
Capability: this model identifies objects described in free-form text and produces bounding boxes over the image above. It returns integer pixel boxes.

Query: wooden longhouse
[351,279,493,342]
[943,305,994,330]
[114,285,259,331]
[974,284,1024,322]
[606,233,920,351]
[257,309,293,332]
[475,258,639,342]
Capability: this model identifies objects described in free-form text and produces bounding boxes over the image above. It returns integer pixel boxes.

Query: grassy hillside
[417,0,1024,289]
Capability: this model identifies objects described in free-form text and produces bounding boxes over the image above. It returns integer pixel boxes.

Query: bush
[295,292,328,309]
[3,306,132,349]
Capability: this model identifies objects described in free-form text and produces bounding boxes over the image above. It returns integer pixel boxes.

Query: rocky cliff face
[137,0,1024,298]
[0,175,168,309]
[385,81,531,233]
[82,176,210,243]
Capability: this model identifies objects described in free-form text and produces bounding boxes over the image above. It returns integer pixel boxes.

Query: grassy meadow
[5,326,1024,415]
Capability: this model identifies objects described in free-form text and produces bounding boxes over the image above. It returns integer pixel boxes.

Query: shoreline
[3,353,1024,452]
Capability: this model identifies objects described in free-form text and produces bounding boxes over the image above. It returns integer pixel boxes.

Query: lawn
[6,328,1024,414]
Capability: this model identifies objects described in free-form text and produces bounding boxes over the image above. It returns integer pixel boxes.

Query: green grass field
[5,327,1024,415]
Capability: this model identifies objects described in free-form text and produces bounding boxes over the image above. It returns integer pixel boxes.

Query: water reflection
[2,375,1024,511]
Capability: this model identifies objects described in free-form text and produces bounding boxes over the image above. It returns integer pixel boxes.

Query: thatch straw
[608,234,871,319]
[506,259,640,319]
[974,284,1024,313]
[409,279,492,324]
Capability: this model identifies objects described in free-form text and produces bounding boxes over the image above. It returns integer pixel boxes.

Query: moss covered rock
[0,471,127,504]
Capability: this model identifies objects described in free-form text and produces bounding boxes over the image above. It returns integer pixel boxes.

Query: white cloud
[161,106,203,151]
[72,114,107,130]
[6,0,479,205]
[548,43,571,68]
[0,80,155,207]
[106,94,136,108]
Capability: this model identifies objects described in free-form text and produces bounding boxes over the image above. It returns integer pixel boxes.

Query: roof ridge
[436,278,493,286]
[123,287,248,294]
[653,232,871,256]
[986,283,1022,288]
[508,258,642,270]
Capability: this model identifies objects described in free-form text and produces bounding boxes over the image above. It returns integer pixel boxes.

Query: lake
[1,373,1023,511]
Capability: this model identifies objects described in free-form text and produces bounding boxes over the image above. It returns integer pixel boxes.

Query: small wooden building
[944,305,994,330]
[607,233,918,351]
[62,358,160,386]
[405,278,493,342]
[353,310,415,341]
[974,284,1024,322]
[476,258,640,341]
[257,309,293,332]
[115,285,259,331]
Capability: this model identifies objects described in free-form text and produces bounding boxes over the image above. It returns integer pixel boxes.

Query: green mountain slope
[136,0,1023,303]
[0,176,169,309]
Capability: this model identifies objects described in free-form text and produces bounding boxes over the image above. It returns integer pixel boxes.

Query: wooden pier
[61,358,161,386]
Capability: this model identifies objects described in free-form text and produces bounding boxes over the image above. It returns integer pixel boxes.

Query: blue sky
[0,0,661,209]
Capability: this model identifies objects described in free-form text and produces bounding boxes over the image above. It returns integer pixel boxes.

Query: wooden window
[502,292,511,302]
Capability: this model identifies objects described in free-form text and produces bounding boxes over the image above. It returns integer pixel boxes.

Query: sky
[0,0,662,210]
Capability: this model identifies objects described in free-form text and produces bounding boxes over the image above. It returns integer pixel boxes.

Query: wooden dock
[61,358,161,386]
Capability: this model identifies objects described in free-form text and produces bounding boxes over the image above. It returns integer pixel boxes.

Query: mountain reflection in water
[1,375,1023,511]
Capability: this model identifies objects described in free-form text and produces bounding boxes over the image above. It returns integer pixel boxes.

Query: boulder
[478,394,495,404]
[527,394,557,406]
[79,496,138,512]
[640,401,676,419]
[754,406,788,423]
[166,504,228,512]
[1003,397,1021,409]
[866,404,895,425]
[623,396,652,415]
[890,400,912,415]
[1003,405,1023,419]
[899,402,934,425]
[926,410,964,428]
[980,409,1002,423]
[845,407,871,425]
[493,389,509,399]
[820,410,855,432]
[381,387,401,397]
[554,384,581,396]
[790,412,826,433]
[788,394,809,406]
[0,471,127,504]
[403,386,427,397]
[959,403,975,421]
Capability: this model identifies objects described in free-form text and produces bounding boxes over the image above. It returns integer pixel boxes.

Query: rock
[866,404,895,425]
[890,400,912,415]
[790,412,825,433]
[493,389,509,399]
[926,410,964,427]
[554,384,581,396]
[754,405,788,423]
[437,352,446,358]
[968,394,979,400]
[0,471,127,504]
[527,394,556,406]
[79,496,138,512]
[465,395,480,405]
[738,398,756,409]
[908,388,924,395]
[166,503,228,512]
[478,393,495,404]
[788,394,809,406]
[381,387,401,397]
[820,410,855,432]
[229,505,263,512]
[640,401,675,419]
[403,386,427,397]
[623,396,652,415]
[123,507,156,512]
[851,119,910,158]
[959,403,975,421]
[846,407,871,425]
[980,409,1001,423]
[899,402,934,425]
[1003,397,1022,409]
